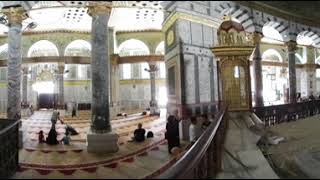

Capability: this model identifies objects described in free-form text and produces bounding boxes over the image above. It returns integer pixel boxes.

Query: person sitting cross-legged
[129,123,146,142]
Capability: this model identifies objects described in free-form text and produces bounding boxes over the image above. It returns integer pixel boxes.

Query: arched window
[64,40,91,57]
[118,39,150,57]
[27,40,59,57]
[122,63,131,79]
[155,41,164,55]
[0,44,8,60]
[141,63,150,79]
[262,49,283,62]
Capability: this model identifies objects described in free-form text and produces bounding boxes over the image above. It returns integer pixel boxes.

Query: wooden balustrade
[0,119,20,178]
[252,100,320,126]
[155,106,228,179]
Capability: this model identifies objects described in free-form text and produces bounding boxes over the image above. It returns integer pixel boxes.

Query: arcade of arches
[1,1,320,179]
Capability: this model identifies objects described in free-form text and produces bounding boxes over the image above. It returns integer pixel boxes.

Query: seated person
[201,114,211,131]
[61,131,71,145]
[66,124,79,135]
[189,117,201,143]
[132,123,146,142]
[38,130,45,143]
[46,125,59,145]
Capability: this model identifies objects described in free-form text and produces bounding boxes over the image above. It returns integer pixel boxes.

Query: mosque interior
[1,1,320,179]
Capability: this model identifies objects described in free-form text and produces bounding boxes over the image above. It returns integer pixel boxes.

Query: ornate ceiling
[0,1,164,35]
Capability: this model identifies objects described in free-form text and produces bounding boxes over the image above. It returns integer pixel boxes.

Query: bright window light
[158,86,168,106]
[122,63,131,79]
[141,63,150,79]
[32,81,54,94]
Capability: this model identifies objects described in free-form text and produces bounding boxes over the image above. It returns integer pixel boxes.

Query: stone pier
[148,62,160,115]
[3,6,27,120]
[251,32,264,107]
[86,2,118,153]
[57,63,64,109]
[286,41,297,103]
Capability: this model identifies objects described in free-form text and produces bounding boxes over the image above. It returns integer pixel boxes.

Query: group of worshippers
[165,110,212,154]
[38,110,79,145]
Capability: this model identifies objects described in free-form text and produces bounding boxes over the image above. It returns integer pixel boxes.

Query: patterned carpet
[14,110,186,179]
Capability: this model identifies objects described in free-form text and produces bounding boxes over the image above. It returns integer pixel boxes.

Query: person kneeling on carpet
[38,130,46,143]
[61,131,71,145]
[65,124,79,136]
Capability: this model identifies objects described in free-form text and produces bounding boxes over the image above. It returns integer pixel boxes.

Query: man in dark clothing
[133,123,146,142]
[72,105,77,117]
[166,110,181,154]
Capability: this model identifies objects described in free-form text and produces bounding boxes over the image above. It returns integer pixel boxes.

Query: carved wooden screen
[220,58,251,111]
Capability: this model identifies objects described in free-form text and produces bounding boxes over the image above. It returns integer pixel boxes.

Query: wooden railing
[252,100,320,126]
[0,119,20,178]
[155,106,228,179]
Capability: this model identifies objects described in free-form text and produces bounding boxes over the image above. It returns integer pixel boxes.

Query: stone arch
[262,49,283,62]
[64,39,91,57]
[155,41,164,55]
[213,1,255,33]
[262,21,285,42]
[117,39,150,57]
[296,30,320,47]
[27,40,59,57]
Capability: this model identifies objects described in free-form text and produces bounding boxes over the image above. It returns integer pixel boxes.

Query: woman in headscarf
[46,125,59,145]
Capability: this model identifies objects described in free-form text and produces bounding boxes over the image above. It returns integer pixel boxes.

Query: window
[118,39,150,57]
[155,41,164,55]
[64,40,91,57]
[27,40,59,57]
[122,63,131,79]
[159,62,166,78]
[141,63,150,79]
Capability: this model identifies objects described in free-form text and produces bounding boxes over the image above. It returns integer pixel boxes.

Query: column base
[87,130,119,153]
[150,106,160,116]
[19,129,23,149]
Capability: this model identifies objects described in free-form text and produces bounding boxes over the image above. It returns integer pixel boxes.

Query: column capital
[22,65,28,74]
[2,6,28,26]
[248,32,263,45]
[58,63,65,74]
[285,40,298,52]
[87,1,112,17]
[148,62,158,72]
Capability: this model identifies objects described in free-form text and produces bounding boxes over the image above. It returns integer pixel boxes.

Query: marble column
[300,64,317,97]
[87,2,118,153]
[286,41,297,103]
[251,32,264,107]
[57,64,64,109]
[148,62,160,115]
[110,55,120,118]
[22,65,28,105]
[3,6,27,120]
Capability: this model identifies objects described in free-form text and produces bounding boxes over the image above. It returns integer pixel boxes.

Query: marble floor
[265,114,320,178]
[14,110,187,179]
